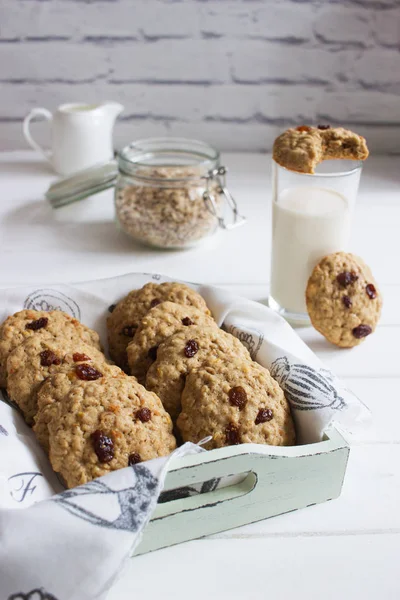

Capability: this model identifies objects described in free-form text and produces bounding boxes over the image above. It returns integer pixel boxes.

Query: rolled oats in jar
[45,137,245,249]
[115,138,245,249]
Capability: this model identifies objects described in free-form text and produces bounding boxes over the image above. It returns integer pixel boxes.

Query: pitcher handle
[23,108,53,161]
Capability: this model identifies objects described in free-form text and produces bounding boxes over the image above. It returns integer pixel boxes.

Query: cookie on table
[273,125,369,174]
[7,337,108,424]
[107,282,212,369]
[48,372,176,488]
[145,325,251,421]
[306,251,382,348]
[0,309,102,388]
[34,359,122,453]
[177,359,295,449]
[127,301,217,384]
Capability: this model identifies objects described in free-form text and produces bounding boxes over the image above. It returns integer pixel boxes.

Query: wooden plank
[298,327,399,378]
[110,533,399,600]
[343,378,400,444]
[210,444,400,537]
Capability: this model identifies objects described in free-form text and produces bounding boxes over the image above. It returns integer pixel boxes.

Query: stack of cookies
[0,282,296,489]
[108,282,296,450]
[0,309,176,488]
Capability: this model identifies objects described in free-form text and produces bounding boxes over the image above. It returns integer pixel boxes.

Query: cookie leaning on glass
[306,251,382,348]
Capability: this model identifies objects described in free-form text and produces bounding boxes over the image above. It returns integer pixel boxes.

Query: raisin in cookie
[34,359,122,452]
[177,359,295,449]
[0,309,102,388]
[107,282,212,369]
[273,125,369,174]
[7,336,108,424]
[146,325,251,421]
[127,301,217,383]
[306,252,382,348]
[48,372,176,488]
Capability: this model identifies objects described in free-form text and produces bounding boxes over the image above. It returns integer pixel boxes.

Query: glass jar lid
[46,161,118,208]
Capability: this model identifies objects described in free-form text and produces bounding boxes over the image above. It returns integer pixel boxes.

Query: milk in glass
[270,186,351,315]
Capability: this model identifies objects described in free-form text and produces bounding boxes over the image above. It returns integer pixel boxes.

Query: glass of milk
[268,159,362,324]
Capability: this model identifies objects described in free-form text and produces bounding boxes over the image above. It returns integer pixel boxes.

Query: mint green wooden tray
[135,427,349,554]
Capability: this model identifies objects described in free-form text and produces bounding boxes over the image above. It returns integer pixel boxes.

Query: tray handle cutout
[157,470,255,515]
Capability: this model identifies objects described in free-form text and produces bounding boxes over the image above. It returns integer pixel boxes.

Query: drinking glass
[268,159,363,325]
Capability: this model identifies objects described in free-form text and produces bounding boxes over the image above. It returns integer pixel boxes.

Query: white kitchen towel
[0,272,369,599]
[0,443,203,600]
[197,284,370,443]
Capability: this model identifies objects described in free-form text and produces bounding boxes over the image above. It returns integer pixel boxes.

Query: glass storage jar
[46,137,245,249]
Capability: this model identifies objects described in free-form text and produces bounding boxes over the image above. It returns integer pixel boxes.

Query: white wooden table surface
[0,151,399,600]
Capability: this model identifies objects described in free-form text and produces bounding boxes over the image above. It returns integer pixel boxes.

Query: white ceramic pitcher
[23,102,124,175]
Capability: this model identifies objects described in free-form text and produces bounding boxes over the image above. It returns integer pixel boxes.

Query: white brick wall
[0,0,399,152]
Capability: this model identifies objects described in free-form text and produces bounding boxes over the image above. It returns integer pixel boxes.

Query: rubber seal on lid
[45,161,118,208]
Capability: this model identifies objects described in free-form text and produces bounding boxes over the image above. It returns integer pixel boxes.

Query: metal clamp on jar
[46,137,246,249]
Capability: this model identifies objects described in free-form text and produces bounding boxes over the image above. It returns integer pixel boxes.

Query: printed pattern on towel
[24,289,81,320]
[8,472,44,504]
[270,357,346,411]
[159,477,220,503]
[52,465,158,532]
[8,589,58,600]
[223,324,264,361]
